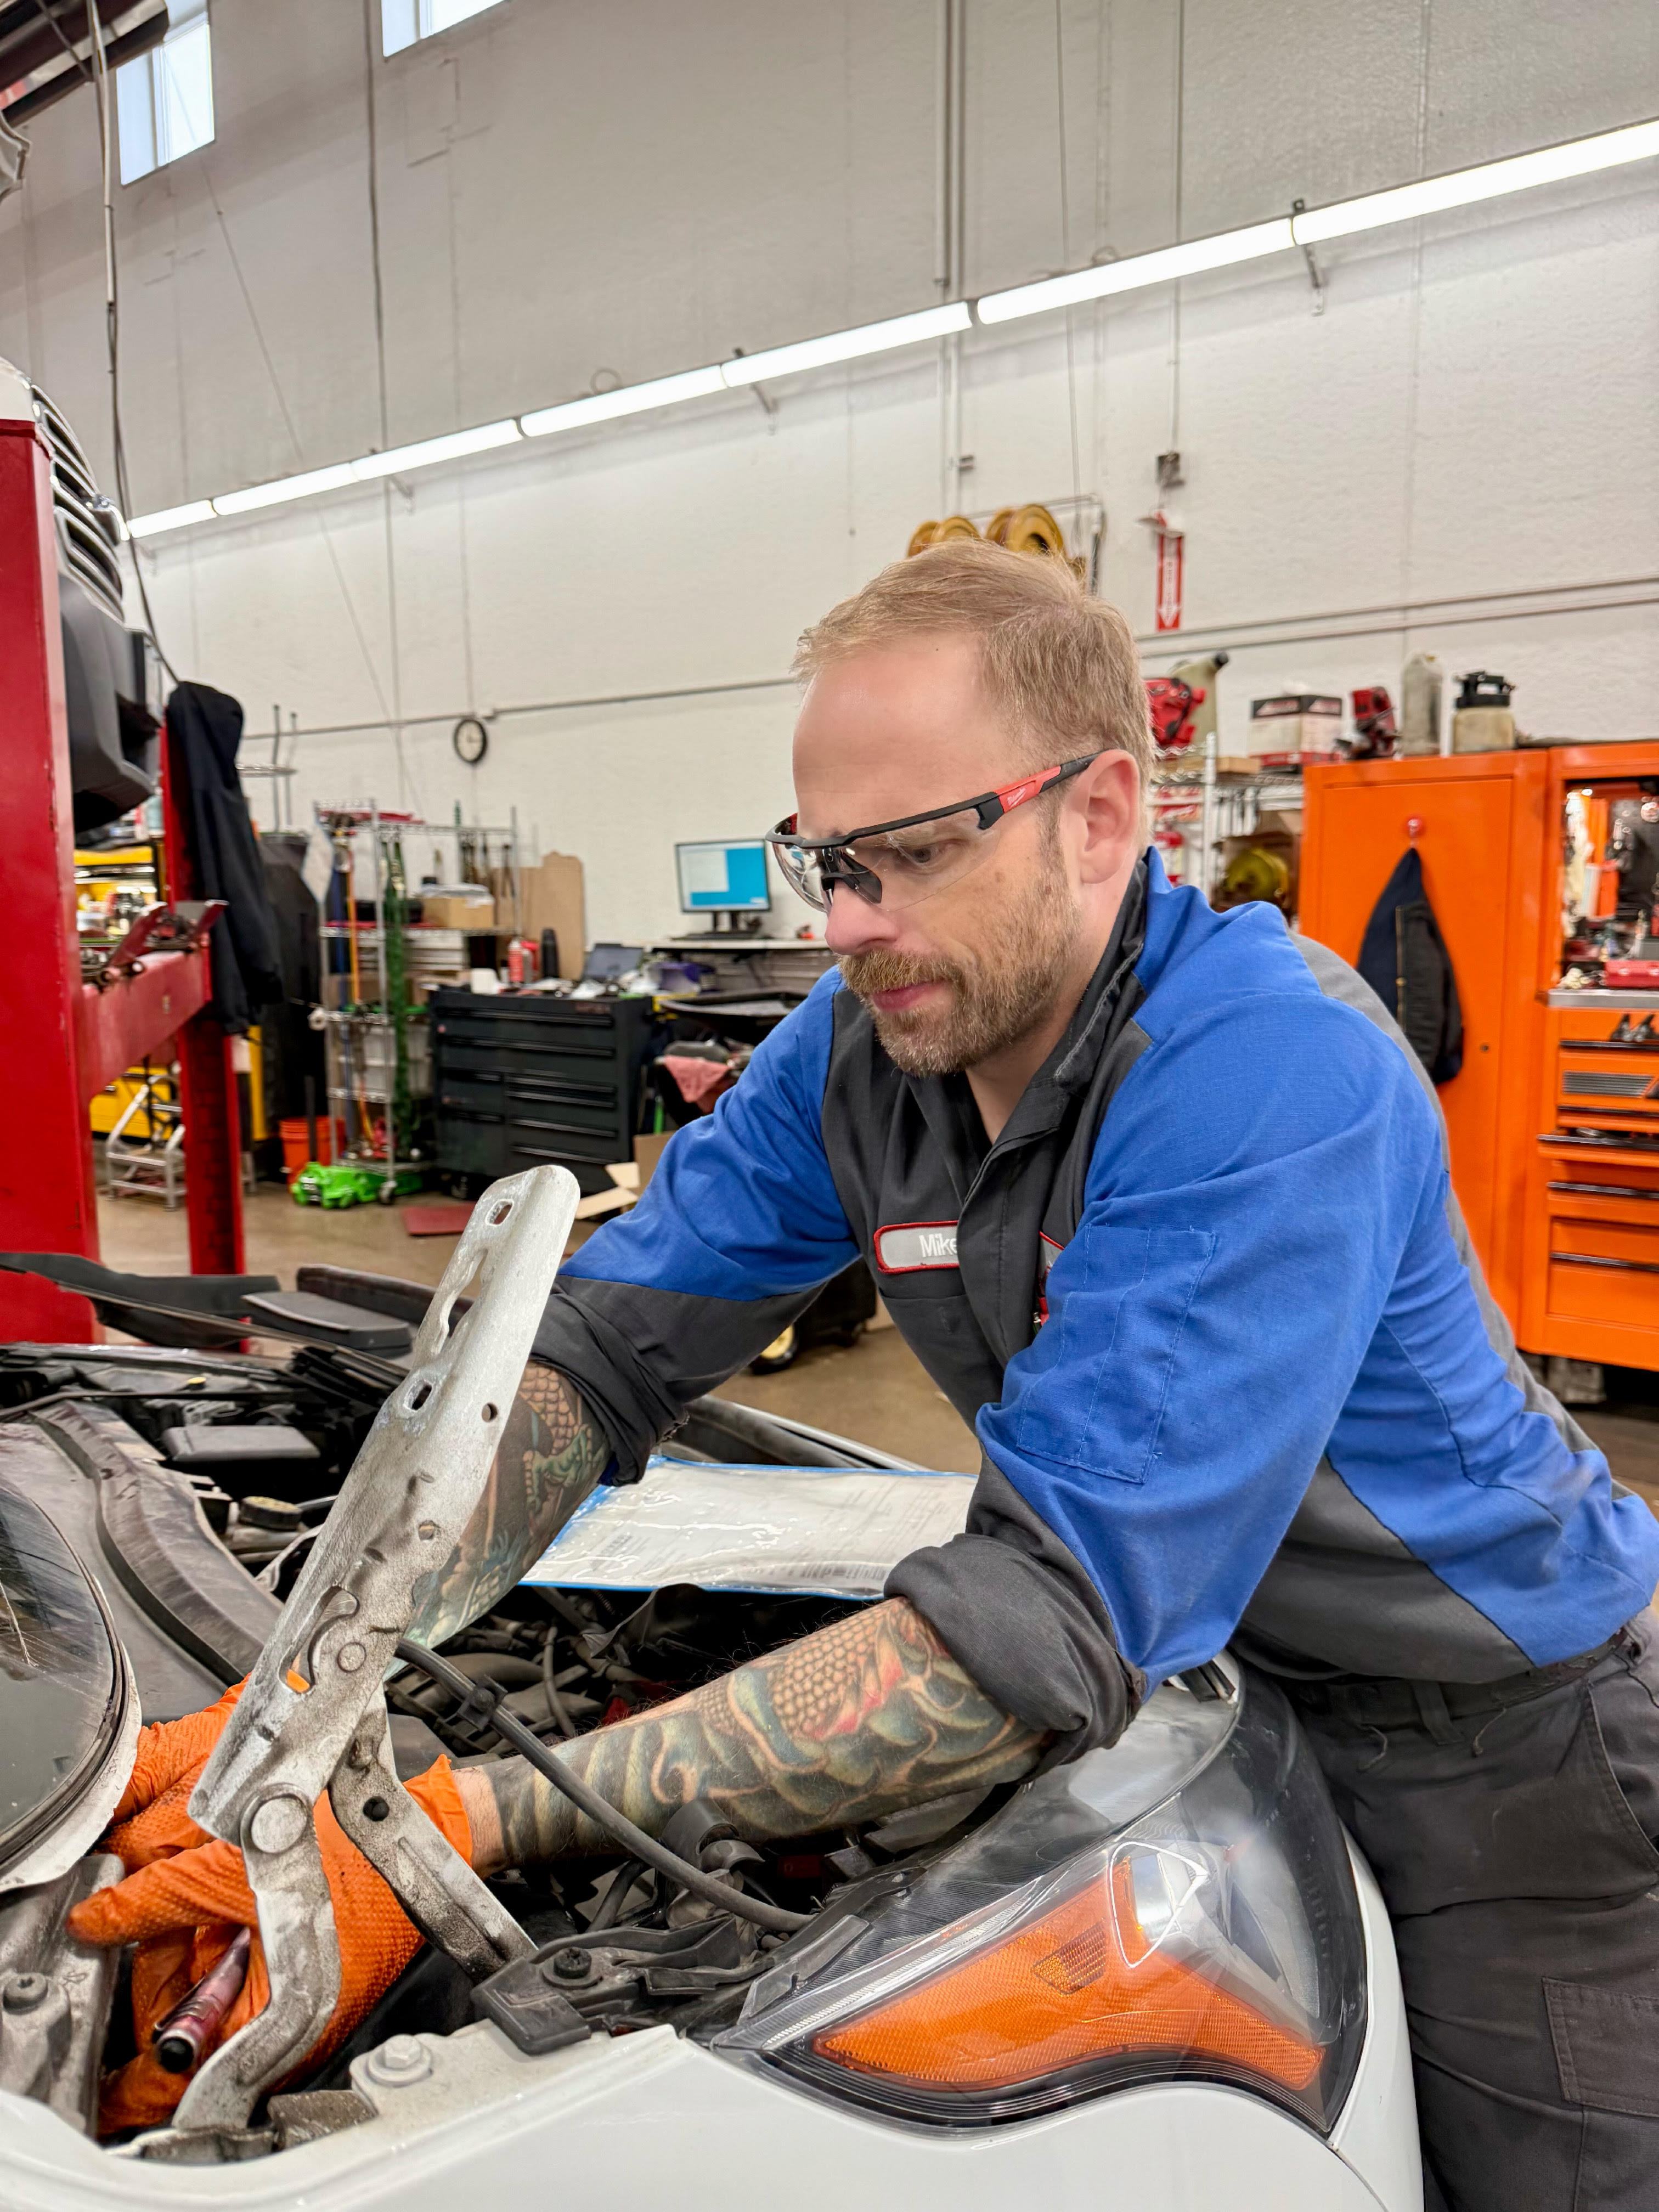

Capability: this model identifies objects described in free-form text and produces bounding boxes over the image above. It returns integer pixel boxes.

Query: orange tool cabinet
[1300,746,1659,1372]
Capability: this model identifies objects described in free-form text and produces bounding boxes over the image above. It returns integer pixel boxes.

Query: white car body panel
[1329,1844,1423,2212]
[0,1844,1419,2212]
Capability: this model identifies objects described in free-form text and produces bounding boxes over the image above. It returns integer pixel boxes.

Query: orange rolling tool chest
[1300,744,1659,1372]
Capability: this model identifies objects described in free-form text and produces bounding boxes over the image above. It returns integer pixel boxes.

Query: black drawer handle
[508,1084,614,1106]
[1553,1251,1659,1276]
[480,1037,613,1058]
[1548,1182,1659,1202]
[509,1116,613,1140]
[437,1028,613,1059]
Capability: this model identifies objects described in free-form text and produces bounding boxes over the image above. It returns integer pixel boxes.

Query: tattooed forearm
[456,1599,1046,1875]
[406,1364,610,1649]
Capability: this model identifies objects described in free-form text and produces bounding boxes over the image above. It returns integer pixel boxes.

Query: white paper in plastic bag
[521,1457,974,1599]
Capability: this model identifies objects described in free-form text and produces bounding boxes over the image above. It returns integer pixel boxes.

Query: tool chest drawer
[435,1109,510,1178]
[1537,1152,1659,1335]
[430,989,657,1189]
[435,1070,506,1116]
[1544,1216,1659,1327]
[1553,1041,1659,1142]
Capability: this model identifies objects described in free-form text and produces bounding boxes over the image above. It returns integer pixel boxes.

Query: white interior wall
[0,0,1655,941]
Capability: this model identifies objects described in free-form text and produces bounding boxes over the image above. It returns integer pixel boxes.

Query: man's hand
[458,1597,1046,1872]
[67,1689,474,2135]
[406,1364,610,1650]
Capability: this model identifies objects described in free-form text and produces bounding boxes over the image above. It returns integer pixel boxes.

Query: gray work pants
[1289,1610,1659,2212]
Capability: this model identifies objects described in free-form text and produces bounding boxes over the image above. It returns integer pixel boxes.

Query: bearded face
[837,816,1085,1076]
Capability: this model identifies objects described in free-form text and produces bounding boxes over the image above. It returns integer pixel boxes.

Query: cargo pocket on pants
[1547,1980,1659,2119]
[1546,1980,1659,2211]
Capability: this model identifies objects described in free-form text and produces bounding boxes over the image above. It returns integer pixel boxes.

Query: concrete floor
[95,1186,1654,1504]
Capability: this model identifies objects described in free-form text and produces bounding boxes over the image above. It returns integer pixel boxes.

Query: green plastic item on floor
[290,1161,423,1209]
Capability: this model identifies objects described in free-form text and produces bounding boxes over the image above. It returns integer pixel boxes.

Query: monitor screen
[675,839,771,913]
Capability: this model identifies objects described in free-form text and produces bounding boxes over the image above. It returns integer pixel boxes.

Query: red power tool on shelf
[1147,651,1229,758]
[1345,686,1398,760]
[1146,676,1197,755]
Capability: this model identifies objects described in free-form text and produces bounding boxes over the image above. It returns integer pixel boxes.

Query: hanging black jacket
[1357,847,1463,1085]
[166,683,283,1035]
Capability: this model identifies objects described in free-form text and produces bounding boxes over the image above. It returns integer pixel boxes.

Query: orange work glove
[67,1681,472,2136]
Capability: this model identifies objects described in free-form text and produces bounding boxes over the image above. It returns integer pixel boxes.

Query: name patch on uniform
[874,1221,959,1273]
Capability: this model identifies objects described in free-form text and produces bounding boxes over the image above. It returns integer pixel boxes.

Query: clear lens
[715,1667,1366,2134]
[771,805,1006,913]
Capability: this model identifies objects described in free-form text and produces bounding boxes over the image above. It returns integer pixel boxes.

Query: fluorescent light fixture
[1293,116,1659,245]
[212,464,359,516]
[720,301,971,386]
[350,419,523,481]
[202,420,523,525]
[126,500,216,538]
[120,118,1657,541]
[977,219,1296,325]
[521,365,727,438]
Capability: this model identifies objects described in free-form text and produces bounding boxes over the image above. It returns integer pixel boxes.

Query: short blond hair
[794,539,1154,789]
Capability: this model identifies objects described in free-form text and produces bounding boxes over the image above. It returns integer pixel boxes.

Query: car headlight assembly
[715,1664,1367,2133]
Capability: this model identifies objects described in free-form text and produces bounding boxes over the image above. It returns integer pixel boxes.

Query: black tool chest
[430,990,657,1192]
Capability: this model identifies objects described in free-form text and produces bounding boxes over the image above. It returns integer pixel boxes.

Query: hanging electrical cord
[83,0,178,681]
[392,1639,811,1936]
[1052,0,1082,509]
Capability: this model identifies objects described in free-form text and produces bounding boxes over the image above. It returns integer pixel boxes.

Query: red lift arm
[0,358,242,1339]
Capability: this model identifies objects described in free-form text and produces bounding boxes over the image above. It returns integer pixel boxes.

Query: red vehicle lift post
[0,358,242,1338]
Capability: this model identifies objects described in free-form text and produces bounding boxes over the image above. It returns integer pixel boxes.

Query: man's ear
[1073,751,1143,885]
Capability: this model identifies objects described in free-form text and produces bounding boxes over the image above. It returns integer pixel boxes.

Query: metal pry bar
[175,1165,580,2130]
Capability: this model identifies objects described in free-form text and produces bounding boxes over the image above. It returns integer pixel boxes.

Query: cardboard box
[1248,694,1342,760]
[633,1132,673,1190]
[420,893,495,929]
[506,853,587,980]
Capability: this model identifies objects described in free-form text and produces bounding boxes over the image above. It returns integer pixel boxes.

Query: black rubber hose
[587,1858,645,1932]
[393,1639,810,1935]
[540,1630,578,1739]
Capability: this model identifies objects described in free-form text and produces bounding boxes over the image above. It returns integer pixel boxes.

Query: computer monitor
[675,839,771,915]
[581,942,644,983]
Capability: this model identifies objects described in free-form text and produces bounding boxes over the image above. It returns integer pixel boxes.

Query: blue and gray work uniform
[534,852,1659,1755]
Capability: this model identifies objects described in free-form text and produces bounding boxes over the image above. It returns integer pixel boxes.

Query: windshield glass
[0,1472,122,1882]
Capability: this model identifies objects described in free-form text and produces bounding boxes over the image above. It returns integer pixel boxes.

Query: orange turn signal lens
[813,1857,1322,2097]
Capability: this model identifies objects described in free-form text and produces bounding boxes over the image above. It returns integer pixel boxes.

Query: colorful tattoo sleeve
[406,1363,610,1650]
[467,1598,1046,1874]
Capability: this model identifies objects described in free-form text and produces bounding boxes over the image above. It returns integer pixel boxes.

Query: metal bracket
[726,349,778,418]
[1291,201,1325,316]
[329,1695,529,1978]
[176,1165,579,2129]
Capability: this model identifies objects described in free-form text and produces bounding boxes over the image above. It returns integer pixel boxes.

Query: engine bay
[0,1178,1368,2174]
[0,1302,996,2157]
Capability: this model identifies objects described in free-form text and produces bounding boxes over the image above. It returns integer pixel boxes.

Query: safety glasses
[766,754,1102,911]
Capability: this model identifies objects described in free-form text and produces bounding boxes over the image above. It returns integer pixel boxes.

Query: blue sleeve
[562,970,857,1298]
[977,989,1446,1684]
[535,974,858,1472]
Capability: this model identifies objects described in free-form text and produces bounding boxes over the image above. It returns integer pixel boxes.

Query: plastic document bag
[521,1457,974,1599]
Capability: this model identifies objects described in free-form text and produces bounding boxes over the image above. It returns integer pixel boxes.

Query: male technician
[78,543,1659,2209]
